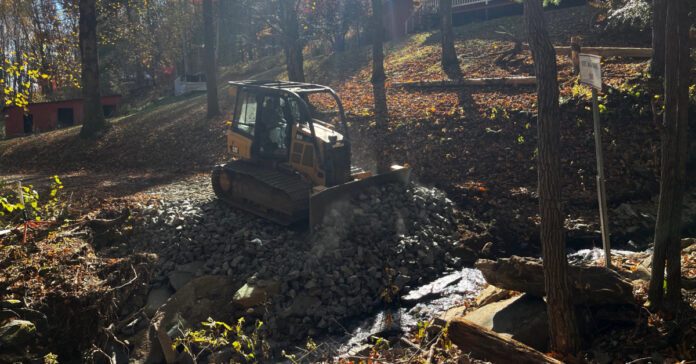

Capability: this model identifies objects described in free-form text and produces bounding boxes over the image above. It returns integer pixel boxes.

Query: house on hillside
[2,96,121,138]
[393,0,519,37]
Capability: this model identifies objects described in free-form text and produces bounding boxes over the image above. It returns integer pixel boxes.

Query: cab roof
[228,80,336,96]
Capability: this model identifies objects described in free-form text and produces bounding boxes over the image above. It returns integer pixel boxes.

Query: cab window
[235,91,257,136]
[287,98,304,125]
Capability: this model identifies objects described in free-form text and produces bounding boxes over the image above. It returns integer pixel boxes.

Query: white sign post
[579,53,611,268]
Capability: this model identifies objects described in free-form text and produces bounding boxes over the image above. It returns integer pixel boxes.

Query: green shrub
[0,175,64,228]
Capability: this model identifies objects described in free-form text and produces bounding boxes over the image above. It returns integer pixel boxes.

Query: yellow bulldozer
[212,80,410,228]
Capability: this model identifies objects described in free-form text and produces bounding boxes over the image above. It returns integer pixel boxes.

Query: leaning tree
[523,0,580,354]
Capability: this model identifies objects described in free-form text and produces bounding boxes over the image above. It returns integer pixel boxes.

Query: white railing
[453,0,490,7]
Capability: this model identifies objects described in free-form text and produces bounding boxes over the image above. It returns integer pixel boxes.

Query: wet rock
[0,319,36,349]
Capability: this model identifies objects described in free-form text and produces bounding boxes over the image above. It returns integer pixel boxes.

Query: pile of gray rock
[128,177,470,340]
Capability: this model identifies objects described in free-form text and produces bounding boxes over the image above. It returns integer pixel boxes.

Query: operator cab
[227,80,352,187]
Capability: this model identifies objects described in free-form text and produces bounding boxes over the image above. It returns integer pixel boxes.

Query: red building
[2,96,120,138]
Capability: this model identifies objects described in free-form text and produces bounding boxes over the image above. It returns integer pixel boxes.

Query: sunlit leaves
[172,317,266,361]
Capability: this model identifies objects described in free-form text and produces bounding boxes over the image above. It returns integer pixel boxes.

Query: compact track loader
[212,80,410,228]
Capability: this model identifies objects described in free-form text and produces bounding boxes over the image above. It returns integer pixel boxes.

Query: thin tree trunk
[203,0,219,118]
[669,0,690,303]
[282,2,305,82]
[650,0,666,79]
[217,0,231,65]
[78,0,107,138]
[440,0,461,79]
[523,0,579,354]
[649,0,689,310]
[371,0,390,174]
[334,28,346,52]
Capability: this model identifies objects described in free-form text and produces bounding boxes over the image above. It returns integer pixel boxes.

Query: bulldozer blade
[309,166,411,230]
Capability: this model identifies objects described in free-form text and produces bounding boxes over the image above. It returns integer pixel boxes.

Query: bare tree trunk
[78,0,107,138]
[523,0,580,355]
[650,0,666,79]
[371,0,390,174]
[203,0,219,118]
[334,28,346,52]
[648,0,689,310]
[217,0,232,65]
[440,0,461,79]
[281,1,305,82]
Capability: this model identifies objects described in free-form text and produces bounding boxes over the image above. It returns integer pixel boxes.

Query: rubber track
[212,161,311,225]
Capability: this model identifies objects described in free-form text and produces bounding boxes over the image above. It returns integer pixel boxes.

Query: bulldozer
[212,80,410,228]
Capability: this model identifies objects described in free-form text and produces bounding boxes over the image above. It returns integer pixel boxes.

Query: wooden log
[554,46,653,58]
[447,318,563,364]
[392,76,537,89]
[474,256,635,305]
[85,207,130,230]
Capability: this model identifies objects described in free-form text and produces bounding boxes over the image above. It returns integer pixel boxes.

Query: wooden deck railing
[404,0,493,35]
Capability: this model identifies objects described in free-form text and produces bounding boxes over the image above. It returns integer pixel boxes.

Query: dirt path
[1,171,208,201]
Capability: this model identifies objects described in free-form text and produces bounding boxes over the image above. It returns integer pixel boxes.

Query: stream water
[327,247,646,356]
[324,267,486,356]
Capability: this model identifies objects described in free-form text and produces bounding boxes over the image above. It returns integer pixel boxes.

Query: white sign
[579,53,602,90]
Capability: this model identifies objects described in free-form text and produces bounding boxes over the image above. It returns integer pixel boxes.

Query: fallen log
[85,207,130,231]
[474,256,635,305]
[554,46,652,58]
[448,318,562,364]
[392,77,537,89]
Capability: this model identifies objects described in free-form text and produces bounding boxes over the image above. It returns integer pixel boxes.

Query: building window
[57,108,74,127]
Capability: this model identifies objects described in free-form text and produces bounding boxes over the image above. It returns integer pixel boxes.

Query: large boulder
[132,275,241,364]
[463,294,549,352]
[0,319,36,350]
